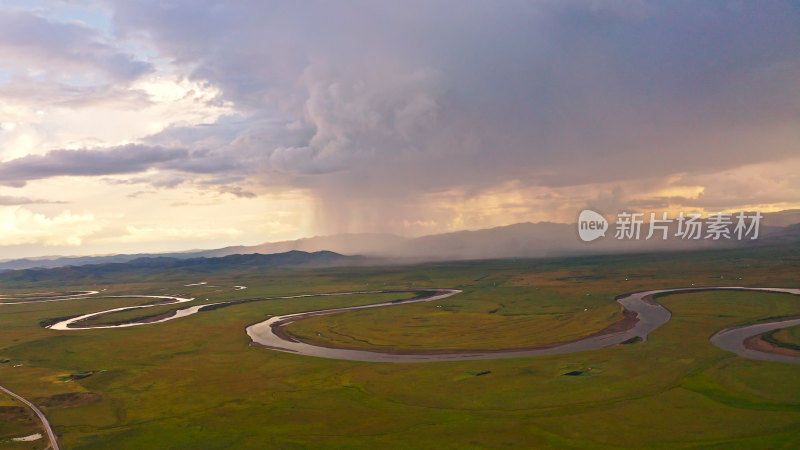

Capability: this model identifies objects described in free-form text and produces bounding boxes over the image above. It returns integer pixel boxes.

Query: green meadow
[1,245,800,448]
[0,394,41,447]
[766,325,800,351]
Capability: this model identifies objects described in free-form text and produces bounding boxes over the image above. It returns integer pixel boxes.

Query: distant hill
[0,251,356,283]
[0,251,200,272]
[2,209,800,272]
[190,214,800,261]
[0,234,407,272]
[196,233,408,259]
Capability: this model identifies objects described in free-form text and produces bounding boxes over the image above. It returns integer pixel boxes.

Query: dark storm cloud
[110,1,800,179]
[4,1,796,230]
[0,145,185,187]
[105,0,800,230]
[0,145,242,187]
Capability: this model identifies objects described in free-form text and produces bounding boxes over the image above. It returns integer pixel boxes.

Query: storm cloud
[0,145,197,187]
[118,4,800,176]
[2,1,800,240]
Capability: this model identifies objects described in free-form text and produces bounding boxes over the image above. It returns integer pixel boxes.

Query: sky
[1,0,799,259]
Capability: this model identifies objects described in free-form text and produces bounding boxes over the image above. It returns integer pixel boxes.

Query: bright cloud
[0,206,100,246]
[0,74,232,162]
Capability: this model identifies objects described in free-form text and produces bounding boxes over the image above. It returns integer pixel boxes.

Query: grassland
[283,287,624,351]
[0,245,799,448]
[765,325,800,351]
[0,389,42,449]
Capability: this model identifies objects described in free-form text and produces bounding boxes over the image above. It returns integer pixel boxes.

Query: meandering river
[10,285,797,364]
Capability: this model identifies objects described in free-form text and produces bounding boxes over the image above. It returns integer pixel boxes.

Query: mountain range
[0,251,357,283]
[2,209,800,272]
